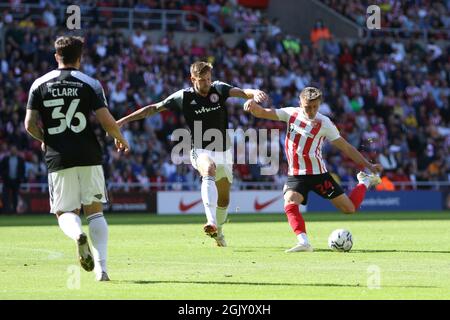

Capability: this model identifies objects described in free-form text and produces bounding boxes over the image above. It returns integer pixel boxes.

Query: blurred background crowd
[321,0,450,39]
[0,0,449,203]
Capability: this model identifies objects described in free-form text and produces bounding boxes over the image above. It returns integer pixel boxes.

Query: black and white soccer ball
[328,229,353,252]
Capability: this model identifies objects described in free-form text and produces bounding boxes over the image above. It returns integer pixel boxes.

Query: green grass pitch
[1,211,450,300]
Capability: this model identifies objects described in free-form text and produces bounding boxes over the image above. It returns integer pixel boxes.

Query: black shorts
[283,173,344,205]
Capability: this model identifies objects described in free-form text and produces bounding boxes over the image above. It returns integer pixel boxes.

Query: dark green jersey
[161,81,233,151]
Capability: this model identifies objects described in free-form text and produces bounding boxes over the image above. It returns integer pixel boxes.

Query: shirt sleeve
[26,81,42,110]
[160,89,184,111]
[213,81,233,99]
[323,118,341,141]
[91,80,108,110]
[275,107,294,122]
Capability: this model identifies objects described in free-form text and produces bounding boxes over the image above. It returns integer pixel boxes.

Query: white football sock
[87,212,108,274]
[216,206,228,236]
[297,232,309,245]
[357,173,372,188]
[360,180,371,189]
[58,212,83,241]
[201,176,218,226]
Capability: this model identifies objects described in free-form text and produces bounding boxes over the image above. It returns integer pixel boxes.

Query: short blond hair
[190,61,213,77]
[299,87,322,102]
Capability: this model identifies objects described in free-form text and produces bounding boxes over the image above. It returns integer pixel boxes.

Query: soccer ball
[328,229,353,252]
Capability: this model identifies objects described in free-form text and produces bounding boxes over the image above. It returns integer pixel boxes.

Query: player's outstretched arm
[331,137,383,174]
[96,107,130,153]
[229,87,268,104]
[116,102,166,128]
[243,99,280,121]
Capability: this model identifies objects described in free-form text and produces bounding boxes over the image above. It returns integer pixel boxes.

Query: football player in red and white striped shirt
[244,87,382,252]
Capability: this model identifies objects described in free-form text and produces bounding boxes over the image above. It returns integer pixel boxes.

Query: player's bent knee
[284,191,303,206]
[198,162,216,177]
[56,209,80,218]
[206,164,216,177]
[284,198,301,205]
[284,199,298,206]
[84,202,103,216]
[200,167,216,177]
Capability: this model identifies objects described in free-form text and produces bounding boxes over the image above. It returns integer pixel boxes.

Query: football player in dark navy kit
[24,36,130,281]
[117,61,267,247]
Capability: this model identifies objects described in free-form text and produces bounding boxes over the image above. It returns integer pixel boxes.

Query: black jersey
[26,68,107,173]
[161,81,233,151]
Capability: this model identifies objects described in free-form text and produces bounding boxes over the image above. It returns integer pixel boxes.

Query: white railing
[362,27,450,42]
[1,181,449,193]
[0,3,223,33]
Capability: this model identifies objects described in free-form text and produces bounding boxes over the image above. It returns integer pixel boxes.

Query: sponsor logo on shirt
[288,123,314,138]
[194,105,221,115]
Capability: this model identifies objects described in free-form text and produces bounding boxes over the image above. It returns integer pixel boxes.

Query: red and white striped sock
[349,184,368,211]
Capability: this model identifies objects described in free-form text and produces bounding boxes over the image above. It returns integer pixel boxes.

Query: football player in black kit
[117,61,267,247]
[24,36,130,281]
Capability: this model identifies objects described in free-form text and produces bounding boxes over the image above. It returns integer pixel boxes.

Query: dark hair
[54,36,84,64]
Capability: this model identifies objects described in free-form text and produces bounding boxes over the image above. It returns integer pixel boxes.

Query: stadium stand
[0,1,448,202]
[320,0,450,40]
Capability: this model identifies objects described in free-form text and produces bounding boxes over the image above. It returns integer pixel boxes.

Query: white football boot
[96,271,110,282]
[285,243,314,253]
[357,171,381,188]
[213,234,227,247]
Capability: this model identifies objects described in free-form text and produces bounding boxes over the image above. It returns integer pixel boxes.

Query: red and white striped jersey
[276,107,341,176]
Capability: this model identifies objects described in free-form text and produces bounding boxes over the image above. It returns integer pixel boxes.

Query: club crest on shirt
[209,93,219,103]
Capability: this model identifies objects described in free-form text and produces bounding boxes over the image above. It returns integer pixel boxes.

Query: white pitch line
[0,246,64,260]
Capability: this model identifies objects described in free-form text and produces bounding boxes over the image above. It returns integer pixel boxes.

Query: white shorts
[190,148,233,183]
[48,165,107,214]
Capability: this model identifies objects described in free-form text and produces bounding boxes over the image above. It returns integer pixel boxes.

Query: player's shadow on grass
[312,248,450,254]
[117,280,437,289]
[238,247,450,254]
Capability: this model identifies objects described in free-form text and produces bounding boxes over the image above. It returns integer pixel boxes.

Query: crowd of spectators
[0,2,449,198]
[321,0,450,40]
[0,0,267,33]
